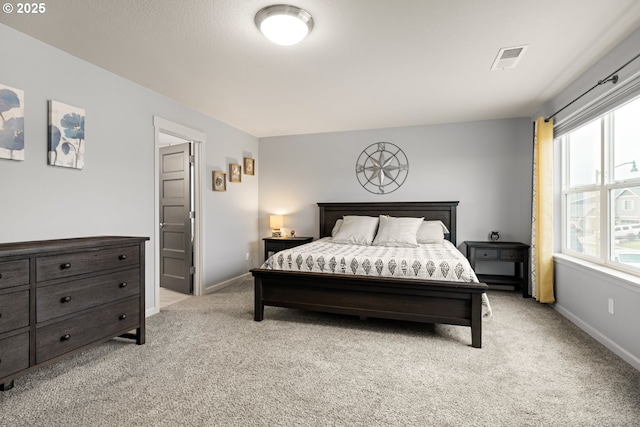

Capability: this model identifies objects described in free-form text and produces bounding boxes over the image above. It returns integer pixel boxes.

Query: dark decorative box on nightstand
[465,241,530,297]
[263,237,313,261]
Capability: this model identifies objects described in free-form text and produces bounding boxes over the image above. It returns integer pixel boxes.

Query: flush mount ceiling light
[255,4,313,46]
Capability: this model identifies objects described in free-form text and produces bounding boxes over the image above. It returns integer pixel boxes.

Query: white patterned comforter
[262,237,492,317]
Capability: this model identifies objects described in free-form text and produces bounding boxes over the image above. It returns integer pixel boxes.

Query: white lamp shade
[270,215,284,229]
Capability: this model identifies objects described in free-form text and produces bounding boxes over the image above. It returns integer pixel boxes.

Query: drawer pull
[61,334,71,341]
[119,254,127,260]
[119,314,127,320]
[61,263,71,270]
[61,296,72,303]
[119,282,128,288]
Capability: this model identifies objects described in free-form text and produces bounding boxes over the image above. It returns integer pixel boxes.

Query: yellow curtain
[531,117,555,303]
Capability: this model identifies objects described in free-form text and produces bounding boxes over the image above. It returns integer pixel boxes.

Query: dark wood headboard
[317,201,459,245]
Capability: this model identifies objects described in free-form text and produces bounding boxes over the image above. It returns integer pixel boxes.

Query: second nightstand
[465,241,531,297]
[263,237,313,261]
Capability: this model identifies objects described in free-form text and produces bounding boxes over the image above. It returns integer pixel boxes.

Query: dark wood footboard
[251,268,488,348]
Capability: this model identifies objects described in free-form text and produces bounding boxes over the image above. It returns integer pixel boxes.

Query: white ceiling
[2,0,640,137]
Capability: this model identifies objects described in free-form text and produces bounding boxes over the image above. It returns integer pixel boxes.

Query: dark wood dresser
[0,236,148,390]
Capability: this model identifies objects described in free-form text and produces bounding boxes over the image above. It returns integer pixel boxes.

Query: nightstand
[465,241,531,297]
[263,237,313,261]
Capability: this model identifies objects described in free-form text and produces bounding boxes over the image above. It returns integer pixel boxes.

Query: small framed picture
[213,171,226,191]
[229,163,242,183]
[244,157,255,175]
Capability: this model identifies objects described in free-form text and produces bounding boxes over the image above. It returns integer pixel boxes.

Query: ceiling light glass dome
[255,4,314,46]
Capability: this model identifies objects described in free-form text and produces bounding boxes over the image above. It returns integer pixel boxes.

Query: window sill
[554,253,640,292]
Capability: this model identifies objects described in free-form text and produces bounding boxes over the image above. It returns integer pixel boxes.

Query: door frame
[159,142,194,295]
[153,116,205,315]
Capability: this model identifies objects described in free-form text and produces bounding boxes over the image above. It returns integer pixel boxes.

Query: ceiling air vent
[491,45,528,70]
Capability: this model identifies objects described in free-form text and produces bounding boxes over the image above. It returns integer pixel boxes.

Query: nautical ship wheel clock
[356,142,409,194]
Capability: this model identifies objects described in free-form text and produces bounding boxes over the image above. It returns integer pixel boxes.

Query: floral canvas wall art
[48,100,86,169]
[0,83,25,161]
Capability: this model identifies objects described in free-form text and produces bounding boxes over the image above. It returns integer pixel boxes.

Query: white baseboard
[554,304,640,371]
[203,272,251,294]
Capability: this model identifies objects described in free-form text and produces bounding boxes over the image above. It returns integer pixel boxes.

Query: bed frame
[251,201,488,348]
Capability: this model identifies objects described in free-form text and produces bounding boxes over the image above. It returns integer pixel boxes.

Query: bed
[250,201,489,348]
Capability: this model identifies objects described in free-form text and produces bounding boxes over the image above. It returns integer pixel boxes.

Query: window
[561,95,640,272]
[623,199,635,211]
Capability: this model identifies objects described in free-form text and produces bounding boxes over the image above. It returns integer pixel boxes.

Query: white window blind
[553,57,640,137]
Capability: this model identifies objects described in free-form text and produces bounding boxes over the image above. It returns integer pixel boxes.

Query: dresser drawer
[37,269,140,323]
[0,290,29,334]
[36,245,140,282]
[36,297,139,364]
[474,249,498,259]
[500,249,524,261]
[0,332,29,380]
[0,260,30,290]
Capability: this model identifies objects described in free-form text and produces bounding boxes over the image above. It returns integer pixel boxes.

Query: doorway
[159,141,193,295]
[154,116,205,314]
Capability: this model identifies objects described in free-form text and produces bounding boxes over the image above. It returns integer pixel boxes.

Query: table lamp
[270,215,284,237]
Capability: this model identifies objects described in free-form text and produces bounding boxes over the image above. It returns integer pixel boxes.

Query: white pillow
[331,219,343,237]
[332,215,379,245]
[372,215,423,247]
[417,220,450,244]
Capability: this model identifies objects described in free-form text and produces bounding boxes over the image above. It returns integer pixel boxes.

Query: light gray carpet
[1,276,639,427]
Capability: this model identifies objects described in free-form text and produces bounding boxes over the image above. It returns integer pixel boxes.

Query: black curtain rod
[545,52,640,122]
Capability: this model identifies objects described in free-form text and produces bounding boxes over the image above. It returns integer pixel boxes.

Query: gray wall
[535,27,640,370]
[258,118,533,256]
[0,24,259,313]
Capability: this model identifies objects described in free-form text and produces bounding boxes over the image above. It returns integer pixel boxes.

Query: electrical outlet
[608,298,614,315]
[245,252,250,261]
